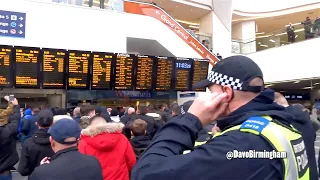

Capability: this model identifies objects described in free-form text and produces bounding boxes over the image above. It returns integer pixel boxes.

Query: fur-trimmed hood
[80,123,125,151]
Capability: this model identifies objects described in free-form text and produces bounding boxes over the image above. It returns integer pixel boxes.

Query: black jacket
[286,105,318,180]
[138,114,161,138]
[131,89,308,180]
[18,128,54,176]
[0,118,19,173]
[29,147,103,180]
[130,136,151,149]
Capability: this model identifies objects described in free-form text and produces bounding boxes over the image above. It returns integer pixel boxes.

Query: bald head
[128,107,135,115]
[274,92,289,107]
[73,107,81,117]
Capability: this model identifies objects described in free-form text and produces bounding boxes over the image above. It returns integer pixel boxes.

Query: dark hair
[171,104,181,115]
[110,108,119,116]
[50,107,60,116]
[80,105,95,116]
[130,119,147,136]
[55,108,67,115]
[138,105,147,115]
[32,107,40,115]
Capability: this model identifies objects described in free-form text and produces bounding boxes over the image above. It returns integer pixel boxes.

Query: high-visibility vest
[184,116,310,180]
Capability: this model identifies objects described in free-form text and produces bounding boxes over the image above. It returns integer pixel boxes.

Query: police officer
[131,56,310,180]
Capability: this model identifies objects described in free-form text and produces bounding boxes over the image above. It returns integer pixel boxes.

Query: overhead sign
[0,10,26,38]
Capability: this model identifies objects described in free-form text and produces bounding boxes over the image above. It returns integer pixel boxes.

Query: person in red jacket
[78,115,136,180]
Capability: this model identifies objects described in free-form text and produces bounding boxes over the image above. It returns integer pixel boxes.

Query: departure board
[192,59,209,91]
[42,49,66,88]
[155,56,173,91]
[114,53,134,90]
[174,58,192,91]
[15,47,40,88]
[0,46,12,87]
[135,55,154,90]
[68,51,90,89]
[91,52,113,90]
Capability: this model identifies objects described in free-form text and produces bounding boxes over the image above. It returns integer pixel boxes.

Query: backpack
[134,148,147,160]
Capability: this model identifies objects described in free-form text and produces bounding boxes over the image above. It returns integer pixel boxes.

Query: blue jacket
[131,89,299,180]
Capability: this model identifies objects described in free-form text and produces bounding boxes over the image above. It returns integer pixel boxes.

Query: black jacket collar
[51,146,78,161]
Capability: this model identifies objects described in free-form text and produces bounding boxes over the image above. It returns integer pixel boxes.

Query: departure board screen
[192,59,209,91]
[68,51,90,89]
[155,56,173,91]
[174,58,192,91]
[114,53,134,90]
[0,46,12,87]
[15,47,40,88]
[42,49,66,88]
[135,55,154,90]
[91,52,113,90]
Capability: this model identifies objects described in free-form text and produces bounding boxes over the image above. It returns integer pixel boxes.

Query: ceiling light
[295,35,298,38]
[294,81,300,84]
[265,84,273,87]
[314,83,320,85]
[269,39,275,43]
[255,32,265,35]
[189,25,199,29]
[260,44,268,47]
[302,86,312,89]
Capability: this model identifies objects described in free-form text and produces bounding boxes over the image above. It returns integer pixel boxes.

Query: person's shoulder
[207,129,274,151]
[31,163,52,177]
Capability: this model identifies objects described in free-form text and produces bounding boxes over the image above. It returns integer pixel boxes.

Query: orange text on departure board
[15,49,39,85]
[0,48,11,85]
[192,60,208,91]
[156,58,172,90]
[136,56,153,90]
[115,54,133,89]
[92,54,112,87]
[68,52,89,87]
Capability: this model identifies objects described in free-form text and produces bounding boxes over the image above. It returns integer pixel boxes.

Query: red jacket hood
[80,123,125,151]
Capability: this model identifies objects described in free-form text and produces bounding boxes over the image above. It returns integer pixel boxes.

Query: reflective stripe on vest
[185,116,310,180]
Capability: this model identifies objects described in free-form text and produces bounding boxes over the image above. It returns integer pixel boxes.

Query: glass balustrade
[232,17,320,54]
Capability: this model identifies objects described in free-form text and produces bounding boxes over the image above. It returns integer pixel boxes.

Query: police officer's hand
[188,92,228,127]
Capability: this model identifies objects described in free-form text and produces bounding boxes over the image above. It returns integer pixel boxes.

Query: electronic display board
[15,47,40,88]
[0,45,13,87]
[114,53,134,90]
[155,56,174,91]
[192,59,209,91]
[42,48,66,89]
[91,52,113,90]
[135,55,154,90]
[67,50,90,89]
[174,57,192,91]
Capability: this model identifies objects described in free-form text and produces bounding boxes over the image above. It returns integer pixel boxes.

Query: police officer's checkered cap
[193,55,264,92]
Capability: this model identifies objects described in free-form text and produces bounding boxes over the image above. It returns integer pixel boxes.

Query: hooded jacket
[0,103,18,174]
[18,128,54,176]
[78,123,136,180]
[131,89,303,180]
[286,105,318,180]
[79,116,91,129]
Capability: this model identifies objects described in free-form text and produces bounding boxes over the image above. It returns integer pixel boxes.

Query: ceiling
[266,78,320,92]
[233,8,320,34]
[137,0,210,23]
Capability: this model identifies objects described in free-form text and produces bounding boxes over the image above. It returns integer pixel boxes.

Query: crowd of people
[0,55,320,180]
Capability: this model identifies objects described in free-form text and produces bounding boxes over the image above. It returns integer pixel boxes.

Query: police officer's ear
[222,85,233,103]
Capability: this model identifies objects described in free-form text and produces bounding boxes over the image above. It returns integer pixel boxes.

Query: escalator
[124,0,219,66]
